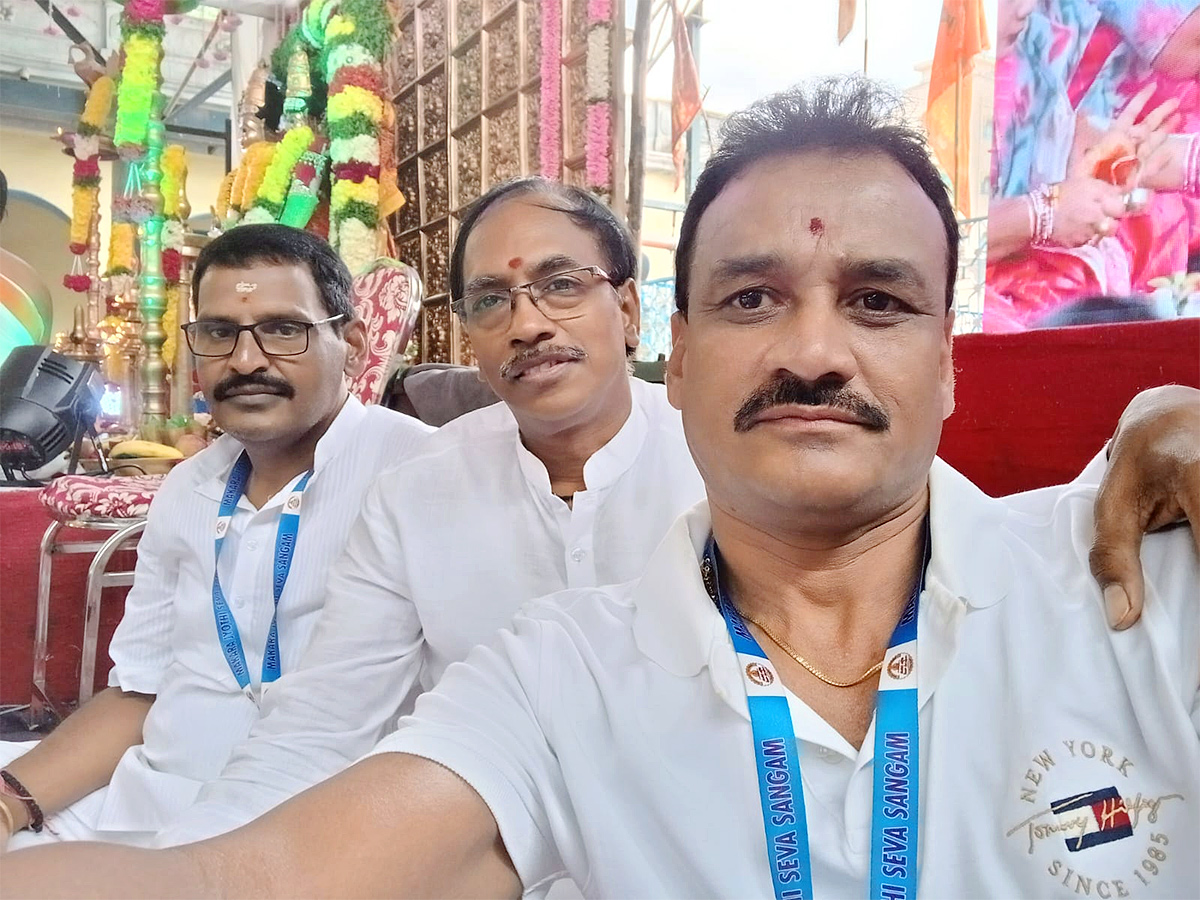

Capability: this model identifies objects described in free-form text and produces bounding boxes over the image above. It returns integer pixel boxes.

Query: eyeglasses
[181,314,345,358]
[452,266,617,331]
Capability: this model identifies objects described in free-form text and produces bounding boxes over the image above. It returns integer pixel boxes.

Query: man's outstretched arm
[1,752,521,898]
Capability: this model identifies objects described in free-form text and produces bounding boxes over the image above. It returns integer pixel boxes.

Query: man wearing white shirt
[9,76,1196,899]
[157,173,1200,855]
[0,225,432,850]
[157,178,705,845]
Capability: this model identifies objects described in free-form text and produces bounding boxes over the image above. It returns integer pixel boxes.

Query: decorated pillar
[138,107,169,437]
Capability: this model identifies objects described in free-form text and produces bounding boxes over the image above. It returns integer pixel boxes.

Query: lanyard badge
[703,523,928,900]
[212,452,313,694]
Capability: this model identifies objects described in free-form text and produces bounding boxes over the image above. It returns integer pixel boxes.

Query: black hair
[449,176,638,301]
[674,76,960,314]
[193,224,355,325]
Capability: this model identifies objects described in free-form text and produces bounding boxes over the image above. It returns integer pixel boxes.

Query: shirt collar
[193,394,367,502]
[512,377,648,495]
[630,457,1016,717]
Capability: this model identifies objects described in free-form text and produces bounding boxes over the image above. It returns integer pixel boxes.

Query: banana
[109,439,184,460]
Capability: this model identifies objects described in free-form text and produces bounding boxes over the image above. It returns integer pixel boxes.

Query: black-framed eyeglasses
[181,314,345,358]
[452,265,618,331]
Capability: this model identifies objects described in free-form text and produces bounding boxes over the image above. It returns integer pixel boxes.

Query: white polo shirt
[159,377,706,845]
[94,397,432,834]
[372,458,1200,898]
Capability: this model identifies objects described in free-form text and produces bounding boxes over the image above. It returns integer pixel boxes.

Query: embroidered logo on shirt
[1004,738,1184,896]
[745,661,774,687]
[1050,787,1134,852]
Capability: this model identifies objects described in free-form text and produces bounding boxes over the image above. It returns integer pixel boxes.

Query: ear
[616,278,641,353]
[940,309,956,421]
[665,311,688,411]
[342,318,370,380]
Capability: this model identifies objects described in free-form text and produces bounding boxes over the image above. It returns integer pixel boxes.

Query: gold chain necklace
[738,610,884,689]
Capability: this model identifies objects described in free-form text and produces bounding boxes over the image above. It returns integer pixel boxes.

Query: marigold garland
[69,185,100,255]
[107,221,137,276]
[160,144,188,219]
[247,125,314,220]
[238,141,276,211]
[114,25,164,158]
[215,169,236,221]
[65,74,116,289]
[79,75,115,135]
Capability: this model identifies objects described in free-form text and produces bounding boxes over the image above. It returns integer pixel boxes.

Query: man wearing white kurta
[160,181,704,845]
[0,226,432,848]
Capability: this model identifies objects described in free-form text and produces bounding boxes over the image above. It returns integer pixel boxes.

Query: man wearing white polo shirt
[6,81,1199,897]
[158,176,1192,853]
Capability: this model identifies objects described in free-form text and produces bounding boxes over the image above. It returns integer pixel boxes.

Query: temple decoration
[243,125,314,224]
[159,143,188,370]
[324,0,396,275]
[138,106,169,436]
[64,74,116,294]
[113,0,166,159]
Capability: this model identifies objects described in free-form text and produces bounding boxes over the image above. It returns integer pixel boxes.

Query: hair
[192,224,355,325]
[674,76,960,314]
[449,176,638,301]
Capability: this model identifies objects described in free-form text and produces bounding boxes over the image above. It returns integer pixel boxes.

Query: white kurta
[162,377,706,845]
[3,398,432,847]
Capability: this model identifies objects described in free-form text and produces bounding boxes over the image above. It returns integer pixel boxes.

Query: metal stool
[30,516,146,726]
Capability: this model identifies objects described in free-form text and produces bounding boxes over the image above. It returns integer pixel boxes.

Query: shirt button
[570,548,586,563]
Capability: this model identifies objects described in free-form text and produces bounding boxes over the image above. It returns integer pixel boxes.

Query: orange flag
[925,0,989,218]
[838,0,856,44]
[671,0,703,189]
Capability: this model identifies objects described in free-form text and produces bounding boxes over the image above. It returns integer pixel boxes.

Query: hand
[1049,176,1126,248]
[1070,85,1181,190]
[1090,385,1200,629]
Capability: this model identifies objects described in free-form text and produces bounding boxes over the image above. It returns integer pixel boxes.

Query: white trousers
[0,740,155,849]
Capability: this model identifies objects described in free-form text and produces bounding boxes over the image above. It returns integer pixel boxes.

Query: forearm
[0,843,214,899]
[2,687,153,830]
[985,195,1035,261]
[3,754,521,898]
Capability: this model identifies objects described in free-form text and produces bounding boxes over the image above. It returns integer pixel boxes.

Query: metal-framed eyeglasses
[452,265,618,331]
[181,314,345,358]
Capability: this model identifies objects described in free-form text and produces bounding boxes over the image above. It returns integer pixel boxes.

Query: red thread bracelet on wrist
[0,769,45,833]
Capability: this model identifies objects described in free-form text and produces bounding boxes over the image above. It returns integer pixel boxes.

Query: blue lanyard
[702,525,929,900]
[212,452,313,693]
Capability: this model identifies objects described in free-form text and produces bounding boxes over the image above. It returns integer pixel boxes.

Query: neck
[712,486,929,670]
[518,379,632,498]
[242,394,346,508]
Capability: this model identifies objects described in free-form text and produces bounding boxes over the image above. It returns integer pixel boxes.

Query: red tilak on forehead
[508,257,523,269]
[809,217,824,236]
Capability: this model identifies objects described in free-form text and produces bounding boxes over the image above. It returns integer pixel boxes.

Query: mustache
[733,373,890,433]
[212,373,296,402]
[499,344,588,380]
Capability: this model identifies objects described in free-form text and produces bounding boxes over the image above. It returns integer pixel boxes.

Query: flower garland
[64,75,116,292]
[584,2,614,194]
[280,136,329,228]
[324,0,392,275]
[113,0,166,159]
[159,143,187,367]
[242,125,314,224]
[539,0,563,177]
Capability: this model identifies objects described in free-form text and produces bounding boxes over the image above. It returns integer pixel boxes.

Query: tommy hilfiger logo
[1005,738,1184,896]
[1050,787,1134,852]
